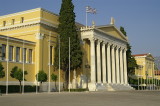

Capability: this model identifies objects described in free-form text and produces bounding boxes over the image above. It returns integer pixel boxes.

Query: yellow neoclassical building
[0,8,132,91]
[133,53,155,80]
[0,8,63,89]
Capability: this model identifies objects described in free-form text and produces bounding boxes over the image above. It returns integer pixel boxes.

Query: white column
[97,40,102,83]
[107,43,111,83]
[102,42,106,83]
[120,48,124,84]
[111,45,116,83]
[90,38,96,83]
[116,46,120,84]
[123,49,128,84]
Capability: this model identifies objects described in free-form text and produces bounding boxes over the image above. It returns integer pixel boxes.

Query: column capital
[111,44,116,49]
[102,41,107,45]
[106,42,112,47]
[119,47,125,51]
[89,37,96,42]
[115,45,121,50]
[97,39,103,44]
[123,48,127,52]
[36,33,44,39]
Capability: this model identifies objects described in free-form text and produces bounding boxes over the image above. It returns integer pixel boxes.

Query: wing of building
[133,53,155,80]
[0,8,133,92]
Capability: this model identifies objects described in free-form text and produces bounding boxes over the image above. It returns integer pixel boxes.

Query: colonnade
[89,38,128,85]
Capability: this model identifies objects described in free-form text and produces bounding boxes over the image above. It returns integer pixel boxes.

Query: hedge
[0,85,39,93]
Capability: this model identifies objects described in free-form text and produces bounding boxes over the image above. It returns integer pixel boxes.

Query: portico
[80,20,130,91]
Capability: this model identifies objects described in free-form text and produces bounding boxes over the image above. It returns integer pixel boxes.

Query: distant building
[133,53,155,79]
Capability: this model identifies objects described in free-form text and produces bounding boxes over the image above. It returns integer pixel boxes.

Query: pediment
[96,25,128,41]
[146,54,154,60]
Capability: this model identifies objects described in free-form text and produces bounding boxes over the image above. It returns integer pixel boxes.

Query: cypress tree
[54,0,83,88]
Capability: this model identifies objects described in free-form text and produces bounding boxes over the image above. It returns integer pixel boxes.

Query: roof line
[0,35,35,44]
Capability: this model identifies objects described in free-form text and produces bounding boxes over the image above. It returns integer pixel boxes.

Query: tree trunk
[19,80,22,93]
[64,70,69,89]
[55,80,57,91]
[40,82,42,92]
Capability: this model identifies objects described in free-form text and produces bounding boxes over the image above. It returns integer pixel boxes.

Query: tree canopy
[36,70,47,84]
[10,66,28,93]
[120,26,138,75]
[10,66,28,81]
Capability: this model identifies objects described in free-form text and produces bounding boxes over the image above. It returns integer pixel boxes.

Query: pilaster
[13,46,16,62]
[20,47,22,62]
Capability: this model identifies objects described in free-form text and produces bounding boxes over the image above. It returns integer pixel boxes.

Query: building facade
[0,8,132,91]
[133,53,155,80]
[80,21,132,91]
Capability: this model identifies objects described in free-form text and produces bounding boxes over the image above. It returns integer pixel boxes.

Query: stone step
[88,83,134,91]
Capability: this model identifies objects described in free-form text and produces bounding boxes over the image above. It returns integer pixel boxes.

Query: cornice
[0,20,58,31]
[0,8,41,19]
[0,35,35,45]
[0,8,59,19]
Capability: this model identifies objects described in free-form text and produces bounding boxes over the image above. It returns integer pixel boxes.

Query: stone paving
[0,91,160,106]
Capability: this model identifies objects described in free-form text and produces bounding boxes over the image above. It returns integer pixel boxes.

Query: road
[0,91,160,106]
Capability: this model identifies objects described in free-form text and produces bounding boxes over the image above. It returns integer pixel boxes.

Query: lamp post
[48,32,57,93]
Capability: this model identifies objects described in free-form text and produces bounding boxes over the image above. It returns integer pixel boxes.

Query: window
[12,19,15,25]
[23,48,26,63]
[16,47,20,62]
[29,49,32,63]
[21,17,24,23]
[1,44,6,60]
[3,21,6,26]
[9,46,13,61]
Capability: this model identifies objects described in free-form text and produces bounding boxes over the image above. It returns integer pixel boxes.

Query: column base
[88,83,97,91]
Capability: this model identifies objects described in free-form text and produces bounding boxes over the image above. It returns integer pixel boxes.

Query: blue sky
[0,0,160,56]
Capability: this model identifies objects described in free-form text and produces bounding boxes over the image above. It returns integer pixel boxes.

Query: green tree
[51,73,58,90]
[10,66,28,93]
[0,62,5,78]
[120,26,138,81]
[36,70,47,91]
[120,26,127,36]
[54,0,83,88]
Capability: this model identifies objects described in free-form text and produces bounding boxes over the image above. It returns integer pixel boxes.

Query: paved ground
[0,91,160,106]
